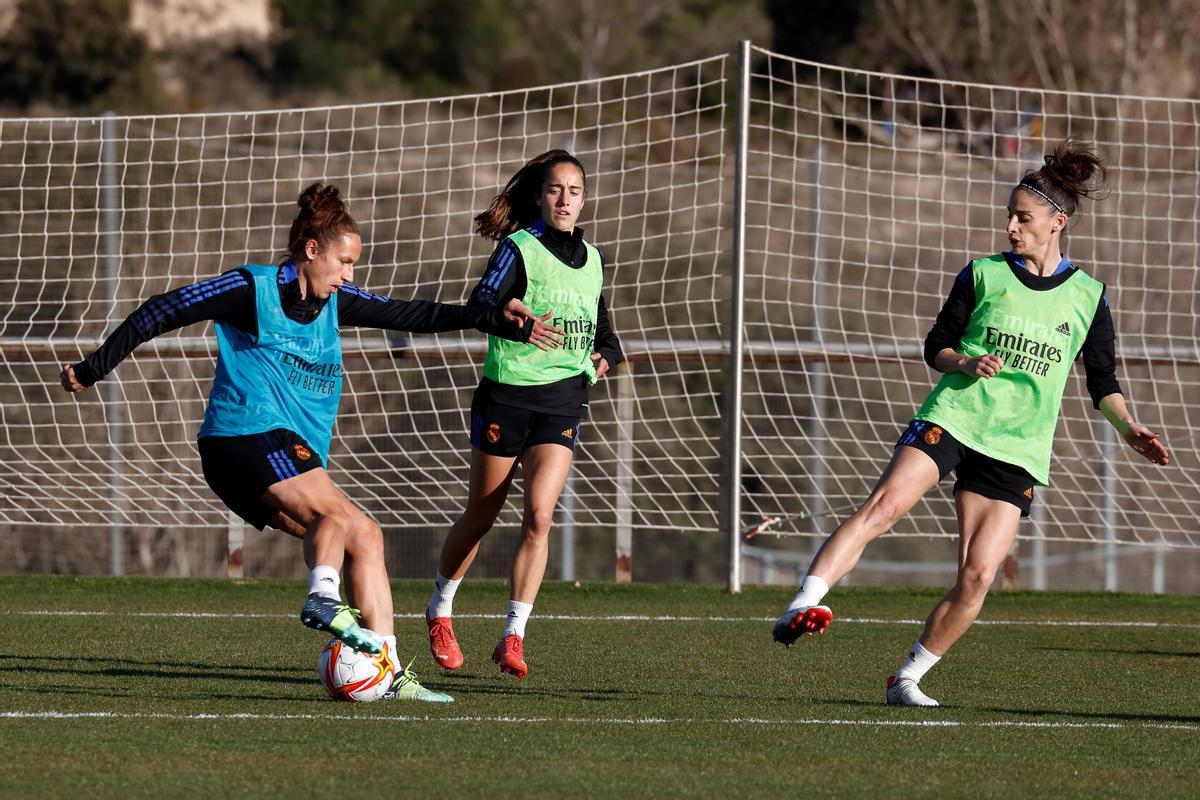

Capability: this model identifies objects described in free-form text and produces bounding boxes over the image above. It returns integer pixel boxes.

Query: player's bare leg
[263,468,388,653]
[774,446,940,646]
[427,448,519,669]
[887,491,1020,707]
[492,444,573,678]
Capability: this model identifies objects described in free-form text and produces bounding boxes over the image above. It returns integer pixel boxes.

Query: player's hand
[1123,423,1170,466]
[503,298,563,351]
[591,353,610,379]
[962,354,1004,378]
[59,364,86,394]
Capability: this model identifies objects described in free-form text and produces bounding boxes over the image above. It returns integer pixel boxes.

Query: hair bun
[297,182,343,215]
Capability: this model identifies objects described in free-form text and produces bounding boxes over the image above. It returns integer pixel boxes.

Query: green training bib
[915,253,1104,485]
[483,227,603,386]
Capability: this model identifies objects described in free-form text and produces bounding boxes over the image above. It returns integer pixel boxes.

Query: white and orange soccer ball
[317,638,396,702]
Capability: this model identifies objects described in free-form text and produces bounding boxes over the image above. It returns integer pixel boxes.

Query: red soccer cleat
[771,605,833,647]
[427,614,464,670]
[491,634,528,678]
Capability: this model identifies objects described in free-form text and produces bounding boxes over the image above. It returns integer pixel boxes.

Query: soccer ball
[317,638,396,702]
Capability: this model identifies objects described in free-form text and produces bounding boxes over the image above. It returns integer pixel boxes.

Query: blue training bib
[198,264,342,464]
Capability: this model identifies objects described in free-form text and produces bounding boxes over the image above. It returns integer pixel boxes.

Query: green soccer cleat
[383,658,455,703]
[299,593,383,655]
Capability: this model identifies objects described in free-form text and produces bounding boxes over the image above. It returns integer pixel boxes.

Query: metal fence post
[615,362,634,582]
[722,40,751,594]
[1103,424,1118,591]
[101,111,124,577]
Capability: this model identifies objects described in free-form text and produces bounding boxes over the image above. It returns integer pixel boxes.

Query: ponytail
[474,149,587,240]
[1018,138,1108,218]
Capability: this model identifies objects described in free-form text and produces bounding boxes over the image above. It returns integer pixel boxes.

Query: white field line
[0,710,1197,733]
[4,610,1199,629]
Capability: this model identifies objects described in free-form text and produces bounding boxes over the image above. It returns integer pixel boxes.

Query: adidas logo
[1055,321,1071,336]
[561,428,574,439]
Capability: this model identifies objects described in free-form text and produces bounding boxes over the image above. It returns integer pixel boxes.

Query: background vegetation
[3,0,1200,115]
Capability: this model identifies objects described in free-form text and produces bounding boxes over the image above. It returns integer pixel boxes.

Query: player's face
[1005,188,1066,258]
[300,232,361,300]
[537,162,586,232]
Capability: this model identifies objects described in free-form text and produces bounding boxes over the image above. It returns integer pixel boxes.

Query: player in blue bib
[60,182,557,702]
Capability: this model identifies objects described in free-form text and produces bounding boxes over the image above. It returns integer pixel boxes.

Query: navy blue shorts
[198,429,323,529]
[469,393,582,459]
[896,419,1036,516]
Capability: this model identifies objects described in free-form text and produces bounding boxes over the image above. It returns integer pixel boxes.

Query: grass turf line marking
[1,710,1197,733]
[5,610,1200,629]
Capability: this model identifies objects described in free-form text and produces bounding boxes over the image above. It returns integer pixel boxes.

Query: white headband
[1018,183,1066,214]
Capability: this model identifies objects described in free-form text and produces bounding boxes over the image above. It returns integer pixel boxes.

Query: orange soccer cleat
[426,614,464,670]
[491,634,528,678]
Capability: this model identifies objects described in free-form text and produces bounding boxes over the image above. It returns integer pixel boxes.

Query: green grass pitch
[1,576,1197,798]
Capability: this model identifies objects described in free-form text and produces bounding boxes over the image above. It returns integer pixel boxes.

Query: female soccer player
[60,182,558,702]
[424,150,624,678]
[771,140,1170,706]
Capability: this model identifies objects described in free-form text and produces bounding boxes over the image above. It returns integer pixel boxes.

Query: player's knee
[863,493,901,532]
[523,508,555,539]
[958,564,995,600]
[457,504,501,538]
[346,518,384,560]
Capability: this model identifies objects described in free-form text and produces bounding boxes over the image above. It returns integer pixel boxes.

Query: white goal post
[0,43,1196,590]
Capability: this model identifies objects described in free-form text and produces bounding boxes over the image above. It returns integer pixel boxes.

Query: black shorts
[896,419,1036,516]
[469,389,582,458]
[198,429,324,529]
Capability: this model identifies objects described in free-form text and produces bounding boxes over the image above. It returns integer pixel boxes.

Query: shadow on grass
[423,671,796,704]
[826,696,1200,725]
[1037,645,1200,659]
[0,653,312,686]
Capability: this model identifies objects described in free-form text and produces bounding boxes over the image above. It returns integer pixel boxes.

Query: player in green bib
[770,140,1171,706]
[424,150,625,678]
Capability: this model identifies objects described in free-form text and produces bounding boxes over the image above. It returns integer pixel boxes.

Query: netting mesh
[739,47,1199,559]
[0,57,732,577]
[1,46,1196,585]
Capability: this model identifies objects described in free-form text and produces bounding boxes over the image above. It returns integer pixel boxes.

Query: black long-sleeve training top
[72,260,529,387]
[922,252,1121,408]
[466,223,624,417]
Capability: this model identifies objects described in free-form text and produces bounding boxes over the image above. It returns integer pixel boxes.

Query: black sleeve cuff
[73,361,100,387]
[597,346,623,369]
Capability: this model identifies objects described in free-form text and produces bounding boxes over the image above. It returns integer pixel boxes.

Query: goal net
[1,45,1196,589]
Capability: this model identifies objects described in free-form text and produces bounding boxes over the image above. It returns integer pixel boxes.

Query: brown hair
[287,182,360,262]
[1018,138,1108,218]
[473,149,587,241]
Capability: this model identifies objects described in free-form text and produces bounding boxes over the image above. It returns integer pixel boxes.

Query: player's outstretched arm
[57,269,253,395]
[336,287,562,348]
[1098,392,1170,466]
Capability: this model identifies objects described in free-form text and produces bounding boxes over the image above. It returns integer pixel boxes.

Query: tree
[0,0,159,112]
[769,0,1200,98]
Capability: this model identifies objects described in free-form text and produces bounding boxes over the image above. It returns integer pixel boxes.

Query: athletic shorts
[469,390,582,458]
[896,419,1036,516]
[197,428,324,529]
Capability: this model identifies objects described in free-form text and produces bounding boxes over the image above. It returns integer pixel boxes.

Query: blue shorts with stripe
[198,428,323,529]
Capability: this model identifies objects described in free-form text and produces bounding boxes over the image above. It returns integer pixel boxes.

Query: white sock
[503,600,534,639]
[427,570,462,619]
[309,565,341,600]
[895,641,941,683]
[383,634,397,661]
[784,574,830,615]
